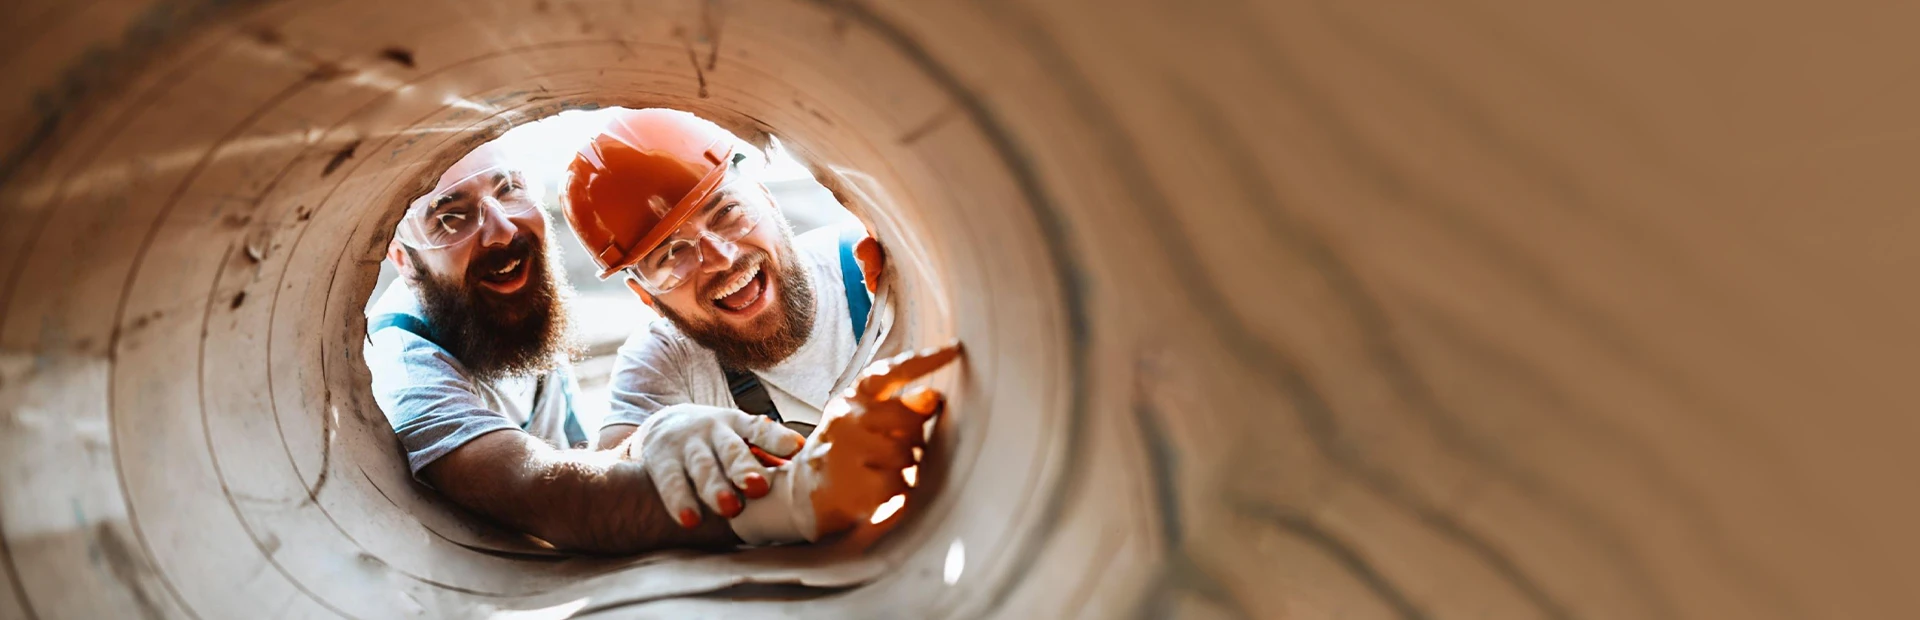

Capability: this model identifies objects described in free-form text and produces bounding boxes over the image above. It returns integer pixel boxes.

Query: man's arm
[419,428,741,554]
[366,320,739,553]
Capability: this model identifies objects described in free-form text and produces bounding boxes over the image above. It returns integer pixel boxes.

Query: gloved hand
[854,235,886,294]
[728,343,962,544]
[622,404,807,529]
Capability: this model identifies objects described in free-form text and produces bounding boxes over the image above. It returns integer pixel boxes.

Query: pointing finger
[900,386,944,417]
[858,399,930,439]
[856,343,962,401]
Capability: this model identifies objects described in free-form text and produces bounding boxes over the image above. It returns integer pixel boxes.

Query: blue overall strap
[838,226,872,344]
[558,366,589,448]
[563,412,587,448]
[367,313,439,348]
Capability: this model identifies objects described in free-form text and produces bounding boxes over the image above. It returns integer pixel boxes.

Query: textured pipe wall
[3,0,1918,618]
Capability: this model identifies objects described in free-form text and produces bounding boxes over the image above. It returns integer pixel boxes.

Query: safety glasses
[621,181,769,294]
[394,166,541,250]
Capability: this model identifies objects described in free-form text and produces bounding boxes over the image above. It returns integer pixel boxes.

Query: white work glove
[729,344,961,544]
[625,404,806,529]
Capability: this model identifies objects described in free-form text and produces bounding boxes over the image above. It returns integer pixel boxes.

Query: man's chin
[415,255,570,381]
[723,315,785,344]
[662,306,787,370]
[689,309,781,343]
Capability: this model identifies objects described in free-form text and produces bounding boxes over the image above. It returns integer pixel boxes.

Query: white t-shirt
[604,225,860,430]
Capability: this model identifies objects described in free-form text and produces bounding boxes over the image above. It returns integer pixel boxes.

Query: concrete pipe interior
[8,0,1920,618]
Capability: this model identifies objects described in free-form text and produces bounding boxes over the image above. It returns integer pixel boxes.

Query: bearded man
[564,109,941,545]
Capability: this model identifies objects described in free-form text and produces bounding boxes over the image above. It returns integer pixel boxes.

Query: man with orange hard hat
[563,108,957,544]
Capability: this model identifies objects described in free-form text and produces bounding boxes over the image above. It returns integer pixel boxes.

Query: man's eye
[649,245,679,269]
[434,211,468,233]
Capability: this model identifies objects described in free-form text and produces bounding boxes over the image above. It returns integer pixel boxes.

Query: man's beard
[407,233,575,383]
[657,239,815,373]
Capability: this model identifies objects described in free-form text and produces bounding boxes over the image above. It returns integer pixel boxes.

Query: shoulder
[365,279,425,318]
[363,282,446,368]
[793,224,852,268]
[617,316,696,361]
[613,316,714,381]
[792,223,866,288]
[607,316,719,416]
[367,323,460,376]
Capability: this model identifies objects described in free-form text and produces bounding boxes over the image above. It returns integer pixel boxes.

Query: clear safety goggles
[394,166,541,250]
[622,181,769,294]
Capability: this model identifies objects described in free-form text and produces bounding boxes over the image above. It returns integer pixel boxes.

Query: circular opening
[336,102,961,597]
[310,88,1072,617]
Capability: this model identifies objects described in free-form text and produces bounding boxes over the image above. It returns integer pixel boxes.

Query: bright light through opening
[944,539,966,585]
[870,494,906,524]
[488,597,590,620]
[375,107,860,433]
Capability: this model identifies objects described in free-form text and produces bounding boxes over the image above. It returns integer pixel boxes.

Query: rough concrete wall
[2,0,1918,618]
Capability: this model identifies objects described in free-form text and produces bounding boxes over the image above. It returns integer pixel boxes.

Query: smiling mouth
[710,260,770,314]
[475,247,531,294]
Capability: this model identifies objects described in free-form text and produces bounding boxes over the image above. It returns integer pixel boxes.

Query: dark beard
[658,242,816,372]
[407,233,574,383]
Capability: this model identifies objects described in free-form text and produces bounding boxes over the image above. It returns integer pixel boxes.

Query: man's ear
[387,241,410,272]
[623,278,657,308]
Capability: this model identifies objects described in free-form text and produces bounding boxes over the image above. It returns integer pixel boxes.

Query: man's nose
[696,233,738,273]
[475,197,517,247]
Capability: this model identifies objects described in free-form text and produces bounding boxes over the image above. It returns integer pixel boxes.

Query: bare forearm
[421,431,740,555]
[518,456,741,553]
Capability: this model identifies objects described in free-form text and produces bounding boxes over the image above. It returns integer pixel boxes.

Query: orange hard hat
[562,109,752,280]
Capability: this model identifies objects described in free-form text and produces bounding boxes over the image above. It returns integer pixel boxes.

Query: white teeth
[494,258,520,275]
[712,263,761,301]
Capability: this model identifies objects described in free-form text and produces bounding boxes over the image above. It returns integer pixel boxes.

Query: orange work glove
[726,343,961,543]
